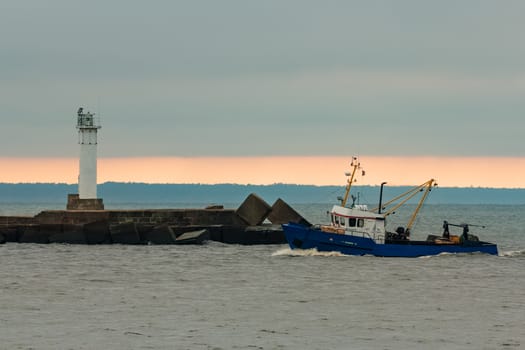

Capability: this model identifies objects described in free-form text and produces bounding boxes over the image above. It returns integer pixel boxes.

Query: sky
[1,1,524,187]
[1,156,524,188]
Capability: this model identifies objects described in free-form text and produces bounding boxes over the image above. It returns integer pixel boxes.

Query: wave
[499,249,525,257]
[416,252,457,259]
[273,248,525,258]
[271,247,346,257]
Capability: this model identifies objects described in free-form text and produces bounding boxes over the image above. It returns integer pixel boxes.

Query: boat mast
[340,157,361,207]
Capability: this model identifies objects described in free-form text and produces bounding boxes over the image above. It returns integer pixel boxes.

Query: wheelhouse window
[349,218,356,227]
[341,217,345,226]
[357,219,364,227]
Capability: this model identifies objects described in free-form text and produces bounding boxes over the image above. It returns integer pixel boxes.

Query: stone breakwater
[0,194,309,245]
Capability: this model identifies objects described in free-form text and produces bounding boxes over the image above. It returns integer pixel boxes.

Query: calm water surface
[1,204,524,349]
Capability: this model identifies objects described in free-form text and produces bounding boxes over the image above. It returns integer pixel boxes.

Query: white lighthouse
[67,107,104,210]
[77,107,100,199]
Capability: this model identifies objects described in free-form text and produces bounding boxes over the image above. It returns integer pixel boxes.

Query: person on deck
[461,224,470,243]
[442,220,450,239]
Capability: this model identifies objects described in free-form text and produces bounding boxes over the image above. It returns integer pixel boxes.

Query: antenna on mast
[340,156,365,207]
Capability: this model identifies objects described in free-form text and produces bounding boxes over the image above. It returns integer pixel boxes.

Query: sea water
[1,203,524,349]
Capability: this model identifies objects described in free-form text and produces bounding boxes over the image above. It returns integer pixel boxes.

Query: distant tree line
[0,182,524,205]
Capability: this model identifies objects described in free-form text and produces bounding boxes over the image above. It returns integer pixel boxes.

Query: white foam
[271,247,346,257]
[499,250,525,257]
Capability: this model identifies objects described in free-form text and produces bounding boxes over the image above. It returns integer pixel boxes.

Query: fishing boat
[282,158,498,257]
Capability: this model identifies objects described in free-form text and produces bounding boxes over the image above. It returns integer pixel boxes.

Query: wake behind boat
[282,158,498,257]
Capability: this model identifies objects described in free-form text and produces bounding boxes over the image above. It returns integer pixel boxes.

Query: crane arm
[406,179,436,230]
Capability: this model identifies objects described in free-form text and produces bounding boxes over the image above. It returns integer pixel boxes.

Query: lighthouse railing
[77,114,101,129]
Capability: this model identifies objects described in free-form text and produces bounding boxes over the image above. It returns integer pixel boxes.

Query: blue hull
[282,223,498,257]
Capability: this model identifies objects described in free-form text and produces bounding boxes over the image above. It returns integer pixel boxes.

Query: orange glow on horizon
[0,156,524,188]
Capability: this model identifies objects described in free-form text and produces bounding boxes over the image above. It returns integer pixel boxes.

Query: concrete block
[188,209,240,226]
[35,211,66,225]
[175,229,210,245]
[36,210,109,225]
[39,224,62,236]
[171,225,205,237]
[203,225,224,242]
[110,222,141,244]
[19,225,49,244]
[50,224,87,244]
[217,226,249,244]
[136,224,155,241]
[243,225,286,244]
[0,216,36,225]
[66,193,79,210]
[67,194,104,210]
[235,193,272,226]
[0,227,19,242]
[210,225,286,245]
[267,198,311,226]
[84,220,112,244]
[143,224,176,244]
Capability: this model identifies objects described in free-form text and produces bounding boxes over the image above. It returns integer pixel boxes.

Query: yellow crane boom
[370,179,437,230]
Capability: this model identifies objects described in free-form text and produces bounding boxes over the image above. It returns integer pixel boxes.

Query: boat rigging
[369,179,438,236]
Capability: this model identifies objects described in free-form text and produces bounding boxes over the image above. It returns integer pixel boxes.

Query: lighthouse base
[67,194,105,210]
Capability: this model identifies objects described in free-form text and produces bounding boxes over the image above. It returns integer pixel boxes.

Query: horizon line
[1,181,524,190]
